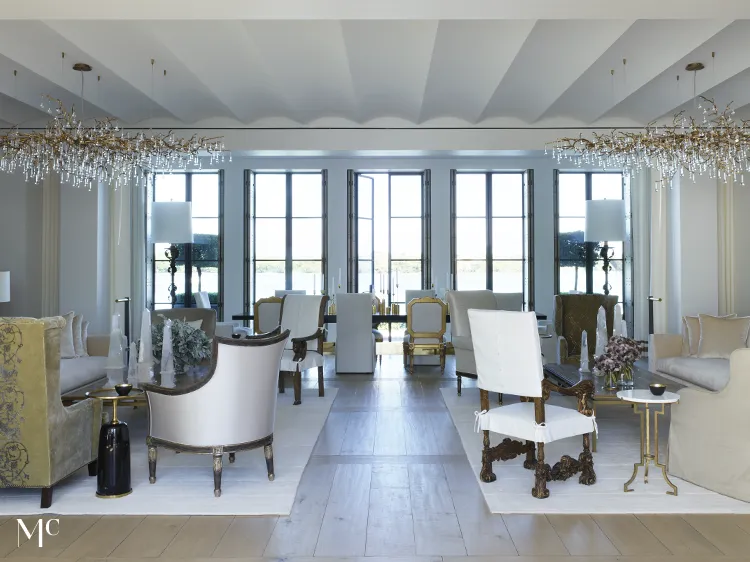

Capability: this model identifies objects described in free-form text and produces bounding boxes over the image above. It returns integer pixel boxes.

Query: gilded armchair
[470,310,597,498]
[0,317,101,508]
[278,294,329,405]
[143,330,290,497]
[403,296,447,374]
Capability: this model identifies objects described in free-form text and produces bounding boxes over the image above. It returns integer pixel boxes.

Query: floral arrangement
[151,316,212,372]
[593,335,641,388]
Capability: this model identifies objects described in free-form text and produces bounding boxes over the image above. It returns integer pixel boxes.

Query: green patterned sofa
[0,317,101,508]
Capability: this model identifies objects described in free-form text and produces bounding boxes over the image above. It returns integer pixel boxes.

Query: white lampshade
[584,199,625,242]
[0,271,9,303]
[151,202,194,243]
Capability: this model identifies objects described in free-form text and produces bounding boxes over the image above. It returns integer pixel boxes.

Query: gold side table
[617,389,680,496]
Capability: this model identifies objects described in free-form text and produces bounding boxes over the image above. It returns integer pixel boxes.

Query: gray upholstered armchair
[0,317,101,508]
[143,330,290,497]
[151,308,217,340]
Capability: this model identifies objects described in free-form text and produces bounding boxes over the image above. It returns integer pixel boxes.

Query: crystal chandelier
[0,63,228,189]
[549,62,750,187]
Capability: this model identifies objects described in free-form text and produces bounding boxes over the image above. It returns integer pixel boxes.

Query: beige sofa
[649,332,730,391]
[669,348,750,502]
[60,335,110,394]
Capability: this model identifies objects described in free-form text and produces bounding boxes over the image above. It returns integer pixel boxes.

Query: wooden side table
[617,389,680,496]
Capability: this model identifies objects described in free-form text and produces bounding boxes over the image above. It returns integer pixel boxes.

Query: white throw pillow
[683,314,736,356]
[60,311,76,358]
[72,314,85,356]
[185,319,203,331]
[81,320,90,356]
[697,314,750,359]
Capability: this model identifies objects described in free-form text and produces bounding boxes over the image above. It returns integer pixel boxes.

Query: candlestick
[338,268,342,288]
[446,272,449,291]
[330,276,335,297]
[313,274,316,295]
[450,273,454,289]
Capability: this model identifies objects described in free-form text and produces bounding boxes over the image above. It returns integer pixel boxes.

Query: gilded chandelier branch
[550,97,750,187]
[0,95,228,189]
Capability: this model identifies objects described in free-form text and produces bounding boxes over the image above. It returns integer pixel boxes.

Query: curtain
[717,178,735,315]
[649,172,669,334]
[630,170,650,340]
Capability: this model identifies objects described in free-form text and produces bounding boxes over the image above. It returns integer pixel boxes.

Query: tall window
[245,171,327,308]
[149,171,224,317]
[347,171,430,305]
[554,171,632,311]
[450,171,534,309]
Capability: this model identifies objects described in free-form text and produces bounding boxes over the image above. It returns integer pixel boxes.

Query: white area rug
[442,387,750,514]
[1,389,336,516]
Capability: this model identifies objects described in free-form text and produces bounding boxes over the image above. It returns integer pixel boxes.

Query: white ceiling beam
[0,92,48,127]
[479,20,634,123]
[608,20,750,123]
[418,20,536,124]
[543,19,732,124]
[4,0,750,19]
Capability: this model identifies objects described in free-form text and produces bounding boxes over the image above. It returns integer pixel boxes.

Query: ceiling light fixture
[549,55,749,187]
[0,61,227,189]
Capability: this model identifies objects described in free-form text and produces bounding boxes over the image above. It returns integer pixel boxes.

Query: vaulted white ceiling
[1,19,750,130]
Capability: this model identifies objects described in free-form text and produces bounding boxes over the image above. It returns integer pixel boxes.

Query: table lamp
[151,202,194,307]
[584,199,625,296]
[0,271,9,305]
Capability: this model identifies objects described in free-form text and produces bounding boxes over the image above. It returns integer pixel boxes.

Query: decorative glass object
[595,306,607,358]
[106,314,124,369]
[619,364,635,389]
[138,308,152,365]
[579,330,590,373]
[160,319,175,374]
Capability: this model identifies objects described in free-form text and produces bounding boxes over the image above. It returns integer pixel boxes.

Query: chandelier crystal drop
[549,97,750,187]
[0,95,228,189]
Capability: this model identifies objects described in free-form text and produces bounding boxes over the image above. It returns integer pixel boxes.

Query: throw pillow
[185,319,203,331]
[697,315,750,359]
[683,314,736,356]
[60,311,76,358]
[72,314,85,356]
[81,320,90,356]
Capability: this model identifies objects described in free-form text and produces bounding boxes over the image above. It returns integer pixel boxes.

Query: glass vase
[619,364,634,389]
[604,371,619,390]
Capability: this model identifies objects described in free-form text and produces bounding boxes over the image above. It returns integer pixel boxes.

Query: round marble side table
[617,389,680,496]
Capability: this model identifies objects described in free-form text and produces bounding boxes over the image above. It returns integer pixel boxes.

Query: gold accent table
[617,389,680,496]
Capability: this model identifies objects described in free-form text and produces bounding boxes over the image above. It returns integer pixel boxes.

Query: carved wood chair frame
[403,296,447,374]
[278,294,329,405]
[479,378,596,498]
[253,296,283,334]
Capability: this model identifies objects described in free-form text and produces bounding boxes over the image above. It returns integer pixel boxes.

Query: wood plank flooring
[2,356,750,561]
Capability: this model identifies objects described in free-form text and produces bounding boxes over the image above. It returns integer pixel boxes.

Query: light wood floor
[3,356,750,561]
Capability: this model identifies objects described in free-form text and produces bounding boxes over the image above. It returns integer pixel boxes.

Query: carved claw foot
[579,451,596,485]
[293,400,301,406]
[480,469,497,483]
[532,463,551,498]
[149,476,156,484]
[214,489,221,498]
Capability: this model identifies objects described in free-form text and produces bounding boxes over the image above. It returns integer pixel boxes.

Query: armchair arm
[648,333,683,372]
[556,335,568,363]
[236,326,282,340]
[292,327,325,362]
[141,379,208,397]
[542,378,594,416]
[50,398,101,482]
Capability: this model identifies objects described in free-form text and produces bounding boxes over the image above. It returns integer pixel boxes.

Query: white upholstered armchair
[142,330,290,497]
[403,296,447,374]
[470,310,597,498]
[278,294,329,405]
[336,293,376,374]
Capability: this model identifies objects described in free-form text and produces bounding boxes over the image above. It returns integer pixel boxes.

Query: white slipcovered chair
[403,296,447,374]
[446,290,522,395]
[278,294,329,405]
[335,293,376,374]
[275,289,307,297]
[195,291,251,338]
[142,330,290,497]
[470,310,598,498]
[254,297,283,335]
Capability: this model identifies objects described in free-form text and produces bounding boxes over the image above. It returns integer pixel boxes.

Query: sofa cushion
[60,356,108,394]
[655,356,730,391]
[683,314,736,356]
[60,311,76,358]
[697,314,750,359]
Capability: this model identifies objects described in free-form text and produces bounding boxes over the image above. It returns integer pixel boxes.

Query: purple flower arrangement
[593,335,641,374]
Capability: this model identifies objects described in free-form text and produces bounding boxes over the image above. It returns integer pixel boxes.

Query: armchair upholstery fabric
[553,294,618,366]
[143,331,289,496]
[335,293,376,373]
[254,297,282,335]
[152,308,217,340]
[469,310,597,498]
[278,294,328,404]
[0,317,101,507]
[669,348,750,502]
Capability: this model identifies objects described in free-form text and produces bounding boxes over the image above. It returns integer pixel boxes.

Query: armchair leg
[498,393,503,405]
[479,429,497,483]
[278,371,285,393]
[457,374,462,396]
[579,433,596,485]
[88,460,97,477]
[440,345,446,374]
[264,443,275,481]
[402,342,408,368]
[523,440,537,469]
[318,366,324,397]
[213,447,223,497]
[40,487,53,509]
[148,441,158,484]
[293,369,302,405]
[532,442,550,499]
[229,453,235,464]
[408,344,415,374]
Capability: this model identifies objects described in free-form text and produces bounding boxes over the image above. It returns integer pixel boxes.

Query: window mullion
[285,173,293,290]
[185,173,193,307]
[486,172,493,290]
[585,172,594,294]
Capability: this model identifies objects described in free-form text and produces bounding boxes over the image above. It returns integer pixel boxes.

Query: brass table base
[624,402,678,496]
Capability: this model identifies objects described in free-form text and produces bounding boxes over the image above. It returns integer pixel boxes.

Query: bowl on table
[114,383,133,396]
[649,383,666,396]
